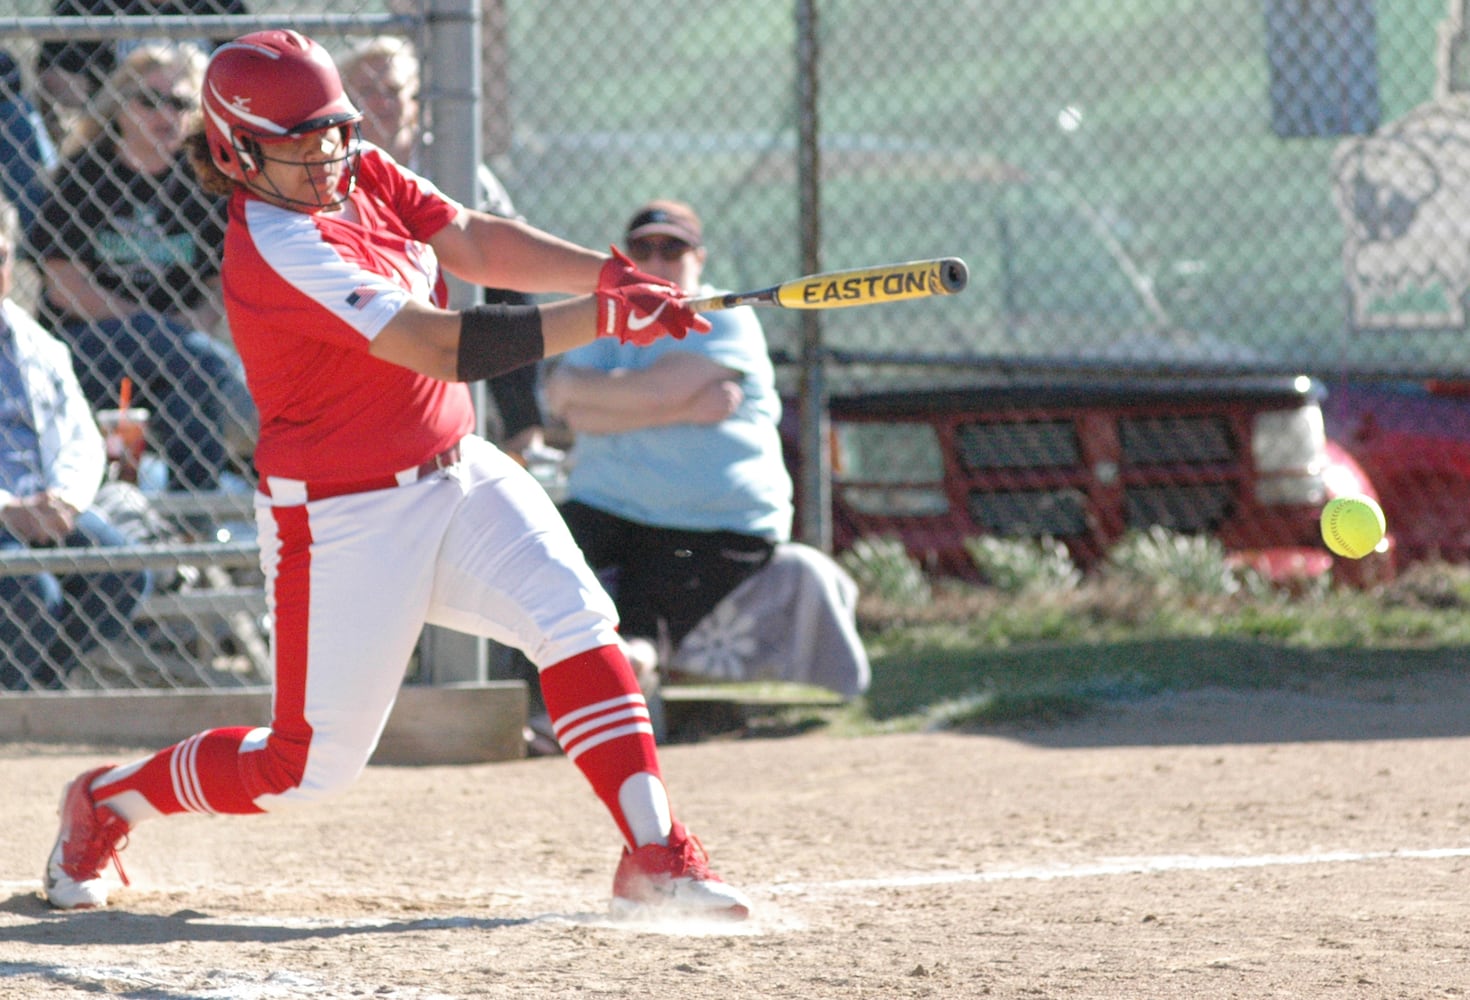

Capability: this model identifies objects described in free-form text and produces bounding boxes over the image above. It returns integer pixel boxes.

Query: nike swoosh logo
[626,300,668,332]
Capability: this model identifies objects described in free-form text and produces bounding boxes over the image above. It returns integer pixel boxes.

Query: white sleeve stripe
[244,199,412,341]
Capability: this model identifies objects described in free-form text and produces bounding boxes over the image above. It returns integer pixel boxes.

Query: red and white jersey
[222,144,474,483]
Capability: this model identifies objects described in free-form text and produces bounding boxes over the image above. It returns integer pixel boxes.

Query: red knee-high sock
[539,644,663,846]
[92,727,272,817]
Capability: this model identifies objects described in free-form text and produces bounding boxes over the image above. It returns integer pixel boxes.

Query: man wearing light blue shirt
[545,201,794,672]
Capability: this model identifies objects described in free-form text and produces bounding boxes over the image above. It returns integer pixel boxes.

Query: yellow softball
[1320,494,1386,559]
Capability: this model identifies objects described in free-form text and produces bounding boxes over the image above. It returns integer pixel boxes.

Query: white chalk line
[764,844,1470,896]
[6,843,1470,911]
[6,843,1470,917]
[0,962,461,1000]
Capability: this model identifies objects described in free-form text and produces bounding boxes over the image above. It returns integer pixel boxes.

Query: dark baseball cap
[625,200,703,246]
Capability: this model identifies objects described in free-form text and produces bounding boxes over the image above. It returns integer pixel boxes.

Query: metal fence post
[795,0,831,554]
[418,0,486,684]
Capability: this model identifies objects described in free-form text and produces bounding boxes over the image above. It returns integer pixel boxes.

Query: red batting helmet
[203,30,362,203]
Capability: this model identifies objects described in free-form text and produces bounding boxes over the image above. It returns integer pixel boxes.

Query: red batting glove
[597,245,676,293]
[596,282,712,346]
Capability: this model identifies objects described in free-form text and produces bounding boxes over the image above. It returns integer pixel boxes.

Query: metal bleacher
[0,489,269,687]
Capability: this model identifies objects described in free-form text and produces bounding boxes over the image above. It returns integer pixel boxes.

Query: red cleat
[611,821,750,920]
[43,765,131,909]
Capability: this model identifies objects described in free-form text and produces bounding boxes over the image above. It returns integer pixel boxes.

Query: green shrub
[965,535,1082,595]
[840,536,932,606]
[1102,526,1262,598]
[1380,560,1470,610]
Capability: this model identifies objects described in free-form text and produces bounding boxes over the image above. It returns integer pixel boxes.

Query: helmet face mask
[231,122,361,210]
[203,29,363,209]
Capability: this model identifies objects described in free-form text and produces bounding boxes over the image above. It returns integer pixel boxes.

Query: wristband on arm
[456,303,545,382]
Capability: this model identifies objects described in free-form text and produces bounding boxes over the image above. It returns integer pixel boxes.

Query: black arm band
[488,364,543,441]
[456,304,545,382]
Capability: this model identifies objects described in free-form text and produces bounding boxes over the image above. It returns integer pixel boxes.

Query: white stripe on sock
[170,734,214,814]
[557,703,652,747]
[553,692,648,732]
[563,721,657,761]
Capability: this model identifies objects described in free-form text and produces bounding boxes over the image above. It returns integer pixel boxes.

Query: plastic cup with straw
[97,377,148,483]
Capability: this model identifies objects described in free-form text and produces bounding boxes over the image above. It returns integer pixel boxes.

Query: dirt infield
[3,674,1470,999]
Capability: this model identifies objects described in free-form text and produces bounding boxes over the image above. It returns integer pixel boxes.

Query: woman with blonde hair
[55,43,205,158]
[27,43,254,491]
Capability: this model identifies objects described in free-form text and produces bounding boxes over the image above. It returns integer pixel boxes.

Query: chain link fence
[3,0,1470,693]
[1,0,417,693]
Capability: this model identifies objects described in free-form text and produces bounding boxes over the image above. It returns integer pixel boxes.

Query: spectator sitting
[33,0,250,148]
[0,197,153,690]
[26,43,255,491]
[0,49,59,235]
[544,199,868,706]
[340,35,555,464]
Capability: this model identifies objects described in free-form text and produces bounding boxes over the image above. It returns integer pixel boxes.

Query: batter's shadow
[0,890,532,944]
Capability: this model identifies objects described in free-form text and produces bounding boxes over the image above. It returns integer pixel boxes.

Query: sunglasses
[627,237,693,262]
[128,89,198,112]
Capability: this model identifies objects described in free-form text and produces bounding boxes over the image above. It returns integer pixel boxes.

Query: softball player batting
[43,29,750,920]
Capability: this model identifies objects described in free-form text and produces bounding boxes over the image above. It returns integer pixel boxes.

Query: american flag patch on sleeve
[346,286,378,310]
